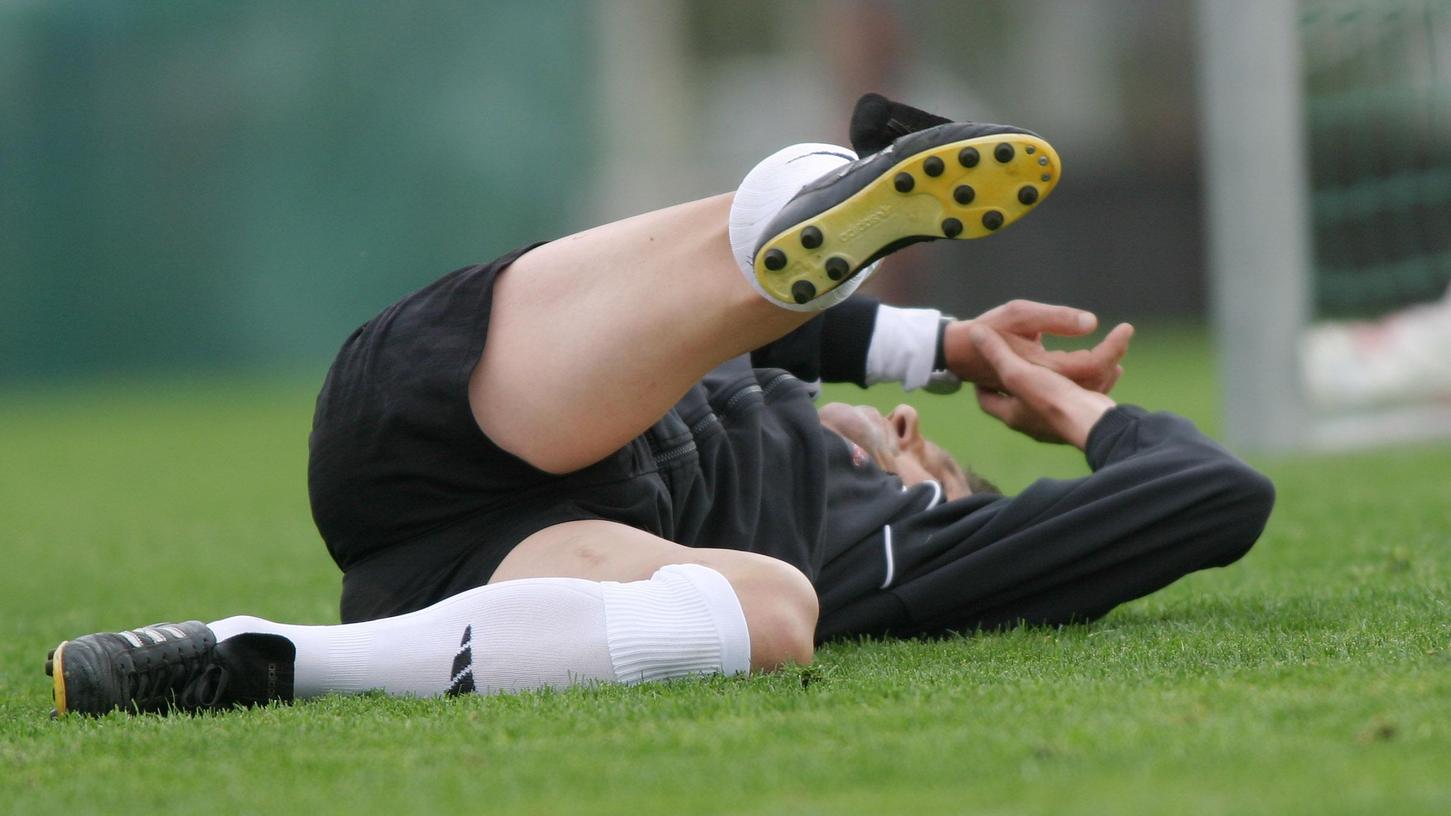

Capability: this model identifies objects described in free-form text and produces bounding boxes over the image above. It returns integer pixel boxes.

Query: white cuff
[866,305,943,391]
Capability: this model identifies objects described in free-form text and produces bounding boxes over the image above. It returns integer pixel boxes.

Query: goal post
[1199,0,1314,453]
[1199,0,1451,453]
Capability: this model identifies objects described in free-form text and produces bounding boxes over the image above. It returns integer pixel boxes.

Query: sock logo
[446,625,475,696]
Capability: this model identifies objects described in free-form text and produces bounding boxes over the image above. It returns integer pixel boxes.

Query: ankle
[729,143,872,312]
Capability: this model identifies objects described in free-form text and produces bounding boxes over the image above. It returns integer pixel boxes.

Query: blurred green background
[1,1,594,381]
[3,0,1216,383]
[3,0,1447,437]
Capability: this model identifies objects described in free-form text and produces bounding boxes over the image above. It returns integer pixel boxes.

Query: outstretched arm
[818,326,1274,639]
[837,402,1278,638]
[752,296,1132,394]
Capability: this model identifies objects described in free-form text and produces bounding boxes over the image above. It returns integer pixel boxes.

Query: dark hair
[963,467,1001,496]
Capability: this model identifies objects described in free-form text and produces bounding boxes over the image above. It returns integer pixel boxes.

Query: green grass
[2,325,1449,815]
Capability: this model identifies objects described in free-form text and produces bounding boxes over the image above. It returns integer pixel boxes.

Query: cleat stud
[763,248,787,271]
[1018,186,1039,205]
[994,143,1015,163]
[1039,156,1049,166]
[800,226,823,249]
[825,256,850,281]
[953,184,975,205]
[958,147,980,168]
[893,172,915,193]
[45,658,53,676]
[47,649,55,660]
[982,210,1004,231]
[1026,145,1036,154]
[1041,173,1051,182]
[792,280,817,303]
[941,218,963,238]
[923,156,944,177]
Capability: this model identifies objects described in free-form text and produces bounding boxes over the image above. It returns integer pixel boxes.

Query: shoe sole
[753,133,1061,305]
[47,641,69,717]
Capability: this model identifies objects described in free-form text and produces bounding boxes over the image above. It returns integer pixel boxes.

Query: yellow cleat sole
[754,134,1061,305]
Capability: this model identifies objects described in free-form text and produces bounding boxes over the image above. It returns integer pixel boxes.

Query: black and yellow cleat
[48,621,217,716]
[47,621,296,717]
[751,121,1061,306]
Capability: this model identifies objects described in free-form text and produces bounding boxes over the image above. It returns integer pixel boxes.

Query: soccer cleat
[848,92,951,157]
[46,621,295,716]
[751,120,1062,306]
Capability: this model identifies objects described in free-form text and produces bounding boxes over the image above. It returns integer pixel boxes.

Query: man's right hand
[967,324,1132,450]
[942,300,1133,394]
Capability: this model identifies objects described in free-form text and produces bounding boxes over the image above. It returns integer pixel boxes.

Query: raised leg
[473,120,1061,475]
[470,193,813,475]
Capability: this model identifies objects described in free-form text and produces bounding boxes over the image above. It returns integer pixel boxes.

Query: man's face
[817,402,974,500]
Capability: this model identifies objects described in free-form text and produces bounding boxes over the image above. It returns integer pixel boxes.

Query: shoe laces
[179,664,231,710]
[118,642,216,712]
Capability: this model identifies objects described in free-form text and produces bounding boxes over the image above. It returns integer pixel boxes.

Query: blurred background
[1,0,1210,383]
[2,0,1448,449]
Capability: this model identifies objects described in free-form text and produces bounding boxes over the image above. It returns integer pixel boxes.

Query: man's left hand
[942,300,1130,393]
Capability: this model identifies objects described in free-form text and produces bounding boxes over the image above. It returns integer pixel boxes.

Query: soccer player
[46,95,1274,716]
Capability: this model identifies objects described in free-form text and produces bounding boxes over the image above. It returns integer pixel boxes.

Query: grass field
[2,326,1448,815]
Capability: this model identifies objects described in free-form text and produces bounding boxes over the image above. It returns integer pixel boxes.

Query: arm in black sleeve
[844,406,1276,638]
[750,296,879,385]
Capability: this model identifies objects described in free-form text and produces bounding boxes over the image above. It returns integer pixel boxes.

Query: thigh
[492,519,795,586]
[470,194,810,475]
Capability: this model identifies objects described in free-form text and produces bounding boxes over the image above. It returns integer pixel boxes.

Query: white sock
[208,564,751,698]
[729,142,882,312]
[866,305,945,391]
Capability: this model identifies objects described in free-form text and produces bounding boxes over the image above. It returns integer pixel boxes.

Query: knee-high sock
[208,564,751,698]
[729,142,881,312]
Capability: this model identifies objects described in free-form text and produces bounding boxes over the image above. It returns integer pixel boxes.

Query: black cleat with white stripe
[47,621,295,716]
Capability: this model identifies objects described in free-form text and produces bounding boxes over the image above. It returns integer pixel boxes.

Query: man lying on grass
[46,95,1274,715]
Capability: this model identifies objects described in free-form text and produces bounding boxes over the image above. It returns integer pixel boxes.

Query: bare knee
[727,556,819,672]
[492,520,819,672]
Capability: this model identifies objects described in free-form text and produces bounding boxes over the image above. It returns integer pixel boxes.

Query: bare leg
[470,193,812,474]
[473,118,1062,475]
[492,519,819,671]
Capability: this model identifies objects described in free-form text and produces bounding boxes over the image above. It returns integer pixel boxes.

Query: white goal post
[1198,0,1451,453]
